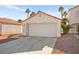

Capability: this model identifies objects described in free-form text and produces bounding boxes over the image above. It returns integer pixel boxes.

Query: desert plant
[63,11,67,18]
[61,18,70,34]
[59,6,70,34]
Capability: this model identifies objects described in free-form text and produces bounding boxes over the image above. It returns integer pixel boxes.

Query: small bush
[61,18,70,34]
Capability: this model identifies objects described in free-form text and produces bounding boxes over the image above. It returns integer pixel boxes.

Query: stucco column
[26,23,29,36]
[22,22,29,36]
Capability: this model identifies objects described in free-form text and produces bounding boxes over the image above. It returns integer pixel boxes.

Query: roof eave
[24,11,61,22]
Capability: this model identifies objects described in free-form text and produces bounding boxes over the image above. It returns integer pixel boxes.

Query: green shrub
[61,18,70,34]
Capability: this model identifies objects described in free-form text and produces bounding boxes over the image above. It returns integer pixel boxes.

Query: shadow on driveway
[0,38,18,44]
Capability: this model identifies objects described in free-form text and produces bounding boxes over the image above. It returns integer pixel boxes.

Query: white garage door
[29,23,58,37]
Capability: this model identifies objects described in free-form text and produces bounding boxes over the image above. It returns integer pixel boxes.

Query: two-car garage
[29,23,58,37]
[23,11,61,37]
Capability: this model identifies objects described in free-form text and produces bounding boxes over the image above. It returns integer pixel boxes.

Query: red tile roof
[0,18,21,25]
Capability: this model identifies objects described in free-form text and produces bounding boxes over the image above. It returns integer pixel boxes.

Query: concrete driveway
[0,35,57,54]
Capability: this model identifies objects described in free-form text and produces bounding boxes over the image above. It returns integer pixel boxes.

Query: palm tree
[25,9,31,18]
[63,11,67,18]
[63,11,69,25]
[59,6,64,19]
[30,12,36,17]
[59,7,70,34]
[61,18,70,34]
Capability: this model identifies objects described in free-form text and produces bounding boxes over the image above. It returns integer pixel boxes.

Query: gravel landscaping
[52,34,79,54]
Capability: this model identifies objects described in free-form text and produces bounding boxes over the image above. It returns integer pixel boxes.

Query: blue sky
[0,5,75,21]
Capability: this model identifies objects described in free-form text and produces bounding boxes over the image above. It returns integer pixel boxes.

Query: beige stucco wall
[67,7,79,25]
[69,24,78,33]
[22,22,29,36]
[23,12,61,37]
[67,6,79,33]
[1,23,22,35]
[26,12,60,23]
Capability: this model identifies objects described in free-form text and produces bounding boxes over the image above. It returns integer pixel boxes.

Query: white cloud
[3,5,25,12]
[0,14,15,20]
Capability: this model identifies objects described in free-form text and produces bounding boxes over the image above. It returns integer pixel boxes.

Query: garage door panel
[29,23,57,37]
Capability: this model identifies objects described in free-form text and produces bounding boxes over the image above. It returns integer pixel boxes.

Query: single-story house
[0,18,22,35]
[23,11,61,37]
[67,6,79,34]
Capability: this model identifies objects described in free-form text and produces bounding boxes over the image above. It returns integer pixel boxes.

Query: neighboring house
[0,18,22,35]
[23,11,61,37]
[67,6,79,34]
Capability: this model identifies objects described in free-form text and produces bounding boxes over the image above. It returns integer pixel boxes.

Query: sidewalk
[13,46,53,54]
